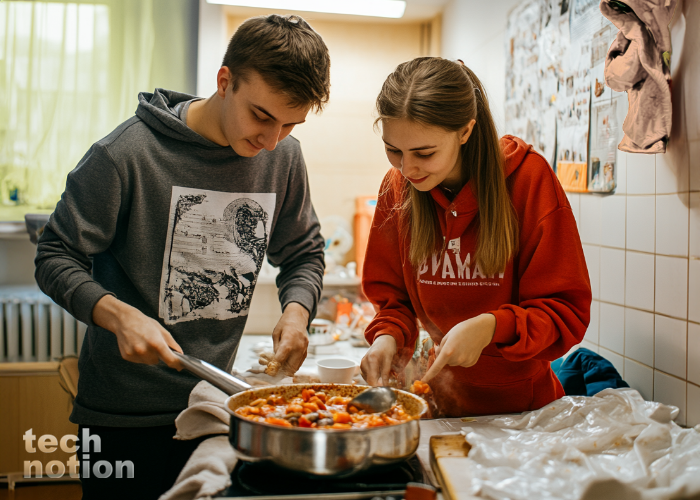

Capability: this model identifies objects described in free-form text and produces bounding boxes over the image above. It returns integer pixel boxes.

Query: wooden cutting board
[429,434,479,500]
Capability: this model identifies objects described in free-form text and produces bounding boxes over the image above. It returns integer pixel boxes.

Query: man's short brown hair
[222,15,331,112]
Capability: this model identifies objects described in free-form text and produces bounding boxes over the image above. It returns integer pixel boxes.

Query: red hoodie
[362,136,592,417]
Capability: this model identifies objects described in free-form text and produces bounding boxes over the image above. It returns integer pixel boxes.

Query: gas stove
[217,455,429,499]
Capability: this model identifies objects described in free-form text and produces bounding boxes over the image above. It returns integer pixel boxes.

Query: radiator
[0,286,87,363]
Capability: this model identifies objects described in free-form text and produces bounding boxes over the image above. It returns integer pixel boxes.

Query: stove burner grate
[221,456,425,497]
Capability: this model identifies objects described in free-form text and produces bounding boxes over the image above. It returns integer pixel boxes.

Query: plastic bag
[460,388,700,500]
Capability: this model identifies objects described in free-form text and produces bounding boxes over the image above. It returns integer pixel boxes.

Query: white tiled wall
[574,0,700,427]
[576,150,698,427]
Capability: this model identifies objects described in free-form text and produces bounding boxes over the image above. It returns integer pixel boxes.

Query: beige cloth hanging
[600,0,678,153]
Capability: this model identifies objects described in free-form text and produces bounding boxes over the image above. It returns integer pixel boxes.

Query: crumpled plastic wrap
[461,388,700,500]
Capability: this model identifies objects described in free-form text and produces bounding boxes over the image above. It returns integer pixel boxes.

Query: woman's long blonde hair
[376,57,518,276]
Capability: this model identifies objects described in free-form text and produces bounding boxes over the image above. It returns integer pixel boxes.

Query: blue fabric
[554,348,629,397]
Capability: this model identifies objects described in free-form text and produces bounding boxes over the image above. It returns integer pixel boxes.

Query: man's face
[217,68,310,157]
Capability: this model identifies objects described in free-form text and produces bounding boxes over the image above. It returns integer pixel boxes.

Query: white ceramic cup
[316,358,357,384]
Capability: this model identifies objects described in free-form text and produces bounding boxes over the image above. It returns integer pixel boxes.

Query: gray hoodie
[35,89,325,427]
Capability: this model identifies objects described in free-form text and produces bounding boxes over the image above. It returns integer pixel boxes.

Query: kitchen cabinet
[0,362,77,476]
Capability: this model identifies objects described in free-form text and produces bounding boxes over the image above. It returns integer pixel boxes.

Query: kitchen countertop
[233,333,369,376]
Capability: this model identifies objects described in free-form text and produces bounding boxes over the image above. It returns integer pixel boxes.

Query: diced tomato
[265,417,292,427]
[333,412,352,424]
[298,415,313,428]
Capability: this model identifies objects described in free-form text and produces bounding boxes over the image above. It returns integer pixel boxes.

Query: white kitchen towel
[159,435,237,500]
[159,381,235,500]
[173,381,231,440]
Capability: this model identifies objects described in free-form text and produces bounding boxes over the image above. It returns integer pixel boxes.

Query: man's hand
[93,295,183,370]
[422,314,496,382]
[360,334,397,386]
[271,302,310,375]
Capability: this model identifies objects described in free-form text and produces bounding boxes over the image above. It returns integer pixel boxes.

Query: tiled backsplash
[566,0,699,427]
[567,147,700,427]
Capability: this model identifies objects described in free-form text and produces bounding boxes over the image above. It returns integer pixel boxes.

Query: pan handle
[173,350,252,395]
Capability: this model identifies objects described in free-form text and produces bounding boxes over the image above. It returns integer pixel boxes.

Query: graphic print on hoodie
[416,237,505,287]
[159,188,275,324]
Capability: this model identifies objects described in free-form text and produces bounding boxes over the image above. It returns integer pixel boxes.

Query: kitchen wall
[442,0,700,426]
[441,0,520,134]
[569,0,700,425]
[570,0,700,428]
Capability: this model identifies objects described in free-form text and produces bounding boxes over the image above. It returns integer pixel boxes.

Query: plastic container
[353,196,377,278]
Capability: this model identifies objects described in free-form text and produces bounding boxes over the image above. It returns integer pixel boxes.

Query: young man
[35,15,330,499]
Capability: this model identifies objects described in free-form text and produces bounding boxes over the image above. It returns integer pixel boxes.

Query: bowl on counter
[316,357,357,384]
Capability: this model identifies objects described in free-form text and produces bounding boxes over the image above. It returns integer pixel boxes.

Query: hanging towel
[556,348,630,396]
[599,0,677,154]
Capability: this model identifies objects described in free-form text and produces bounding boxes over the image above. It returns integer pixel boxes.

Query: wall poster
[504,0,623,193]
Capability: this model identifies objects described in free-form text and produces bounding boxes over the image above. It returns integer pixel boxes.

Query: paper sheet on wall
[589,95,627,192]
[556,40,590,167]
[505,1,543,155]
[536,0,570,165]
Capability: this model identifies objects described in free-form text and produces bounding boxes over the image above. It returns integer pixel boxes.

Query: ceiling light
[206,0,406,19]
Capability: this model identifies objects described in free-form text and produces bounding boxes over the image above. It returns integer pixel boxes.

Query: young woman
[360,57,591,417]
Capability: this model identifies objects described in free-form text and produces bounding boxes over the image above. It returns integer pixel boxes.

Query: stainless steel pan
[173,351,428,477]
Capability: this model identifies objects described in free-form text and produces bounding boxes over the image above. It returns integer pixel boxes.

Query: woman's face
[382,118,475,192]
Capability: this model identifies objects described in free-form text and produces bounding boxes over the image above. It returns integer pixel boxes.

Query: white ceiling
[221,0,451,24]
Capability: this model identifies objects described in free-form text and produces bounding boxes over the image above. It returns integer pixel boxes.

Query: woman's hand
[422,313,496,382]
[93,295,183,370]
[360,334,398,386]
